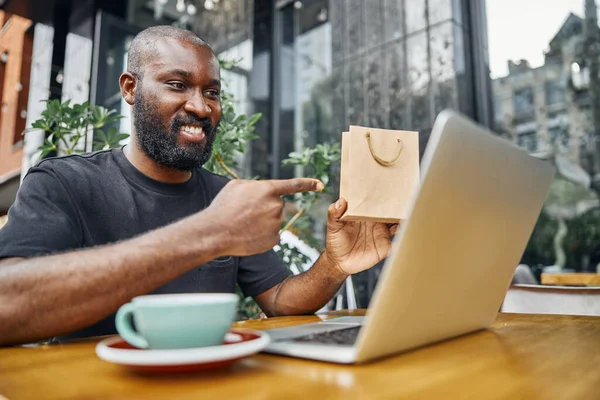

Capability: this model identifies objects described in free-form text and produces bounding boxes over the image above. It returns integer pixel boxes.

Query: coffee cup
[115,293,239,349]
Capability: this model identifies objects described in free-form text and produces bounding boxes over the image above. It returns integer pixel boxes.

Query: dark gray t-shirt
[0,148,290,340]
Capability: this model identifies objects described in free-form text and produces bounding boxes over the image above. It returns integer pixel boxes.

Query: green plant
[521,211,558,269]
[26,99,128,160]
[280,143,341,233]
[236,286,265,320]
[203,90,261,179]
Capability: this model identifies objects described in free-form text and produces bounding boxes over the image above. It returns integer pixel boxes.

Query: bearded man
[0,26,396,346]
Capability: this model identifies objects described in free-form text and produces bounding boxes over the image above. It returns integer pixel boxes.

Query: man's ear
[119,72,137,105]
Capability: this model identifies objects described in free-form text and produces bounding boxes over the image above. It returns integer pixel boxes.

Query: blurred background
[0,0,597,307]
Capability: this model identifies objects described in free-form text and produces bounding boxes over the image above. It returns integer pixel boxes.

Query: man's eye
[167,82,186,90]
[205,90,220,99]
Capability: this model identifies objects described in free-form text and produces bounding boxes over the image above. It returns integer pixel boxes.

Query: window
[517,131,538,152]
[549,126,569,147]
[513,87,534,119]
[545,80,566,106]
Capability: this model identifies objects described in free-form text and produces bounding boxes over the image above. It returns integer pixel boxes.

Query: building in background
[0,10,32,215]
[486,0,600,275]
[0,0,125,217]
[492,13,591,166]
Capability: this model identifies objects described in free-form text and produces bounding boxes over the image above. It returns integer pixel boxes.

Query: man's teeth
[181,126,204,135]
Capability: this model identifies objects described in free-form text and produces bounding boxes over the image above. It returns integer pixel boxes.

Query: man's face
[132,38,222,170]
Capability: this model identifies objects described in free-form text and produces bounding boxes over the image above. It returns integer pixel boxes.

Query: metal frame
[275,0,296,9]
[270,0,282,178]
[88,10,139,151]
[90,10,139,107]
[465,0,494,128]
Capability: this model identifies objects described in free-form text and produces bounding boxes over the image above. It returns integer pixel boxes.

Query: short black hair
[127,25,213,79]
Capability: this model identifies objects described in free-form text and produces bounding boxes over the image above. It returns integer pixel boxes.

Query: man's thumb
[328,198,348,228]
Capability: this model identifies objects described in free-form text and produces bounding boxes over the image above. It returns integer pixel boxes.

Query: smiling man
[0,26,396,346]
[124,29,222,173]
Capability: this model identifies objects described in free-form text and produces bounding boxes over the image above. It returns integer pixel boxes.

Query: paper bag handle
[366,132,404,166]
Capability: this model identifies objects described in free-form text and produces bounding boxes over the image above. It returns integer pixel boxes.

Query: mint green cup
[115,293,239,349]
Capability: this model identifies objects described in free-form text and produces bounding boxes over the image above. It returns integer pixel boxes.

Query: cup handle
[115,303,149,349]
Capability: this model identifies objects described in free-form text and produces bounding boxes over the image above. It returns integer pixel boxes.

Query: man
[0,26,396,346]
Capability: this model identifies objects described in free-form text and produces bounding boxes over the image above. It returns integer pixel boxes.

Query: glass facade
[274,0,477,170]
[119,0,484,182]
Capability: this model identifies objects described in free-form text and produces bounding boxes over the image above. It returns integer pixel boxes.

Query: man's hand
[205,178,324,256]
[324,198,398,275]
[255,197,398,316]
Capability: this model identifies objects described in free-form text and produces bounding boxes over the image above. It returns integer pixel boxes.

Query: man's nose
[183,92,211,118]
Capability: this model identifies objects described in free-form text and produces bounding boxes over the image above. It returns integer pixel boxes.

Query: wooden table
[541,273,600,286]
[1,311,599,399]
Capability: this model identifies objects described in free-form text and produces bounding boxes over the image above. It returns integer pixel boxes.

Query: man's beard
[133,90,218,171]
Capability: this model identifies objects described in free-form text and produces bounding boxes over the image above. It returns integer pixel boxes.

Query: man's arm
[255,198,397,316]
[255,251,347,316]
[0,178,323,346]
[0,212,232,346]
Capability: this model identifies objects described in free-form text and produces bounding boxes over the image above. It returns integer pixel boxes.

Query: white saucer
[95,330,270,373]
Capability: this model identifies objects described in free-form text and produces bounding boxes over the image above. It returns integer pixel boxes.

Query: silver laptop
[263,110,556,364]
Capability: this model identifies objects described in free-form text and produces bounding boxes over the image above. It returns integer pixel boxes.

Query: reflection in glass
[348,57,366,126]
[383,0,403,41]
[387,41,407,130]
[430,22,458,115]
[330,0,345,64]
[404,0,426,34]
[330,66,346,138]
[365,0,383,47]
[406,33,430,130]
[428,0,454,25]
[366,50,385,128]
[346,0,364,56]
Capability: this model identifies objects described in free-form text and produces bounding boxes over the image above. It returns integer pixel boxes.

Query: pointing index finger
[268,178,325,196]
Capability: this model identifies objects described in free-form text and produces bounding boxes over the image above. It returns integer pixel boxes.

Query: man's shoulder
[33,149,118,176]
[25,149,122,193]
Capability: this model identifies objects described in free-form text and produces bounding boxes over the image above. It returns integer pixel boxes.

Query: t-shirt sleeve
[0,166,82,259]
[237,249,292,298]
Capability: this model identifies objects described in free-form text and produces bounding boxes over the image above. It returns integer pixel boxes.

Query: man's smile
[179,124,206,142]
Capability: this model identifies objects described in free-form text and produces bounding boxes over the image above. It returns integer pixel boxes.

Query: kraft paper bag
[339,125,419,223]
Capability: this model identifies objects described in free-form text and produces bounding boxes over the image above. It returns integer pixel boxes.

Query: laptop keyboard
[287,326,362,346]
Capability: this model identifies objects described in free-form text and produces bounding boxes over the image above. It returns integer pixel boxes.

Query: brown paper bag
[339,125,419,222]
